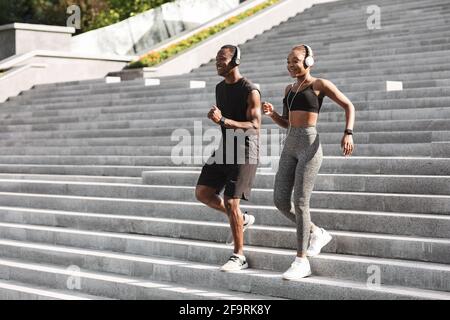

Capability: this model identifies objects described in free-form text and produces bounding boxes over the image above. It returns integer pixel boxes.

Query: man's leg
[224,196,244,255]
[195,162,228,215]
[195,184,227,215]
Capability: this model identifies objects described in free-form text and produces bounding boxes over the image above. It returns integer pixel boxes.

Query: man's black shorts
[196,163,258,201]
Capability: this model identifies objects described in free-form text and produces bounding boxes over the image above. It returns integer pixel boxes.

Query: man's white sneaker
[243,213,255,231]
[282,257,312,280]
[226,212,255,246]
[220,254,248,272]
[306,227,332,257]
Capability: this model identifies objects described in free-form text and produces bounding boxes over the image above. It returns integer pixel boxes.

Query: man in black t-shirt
[195,45,262,271]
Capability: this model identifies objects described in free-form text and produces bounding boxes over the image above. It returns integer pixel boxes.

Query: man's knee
[224,198,240,215]
[195,185,214,204]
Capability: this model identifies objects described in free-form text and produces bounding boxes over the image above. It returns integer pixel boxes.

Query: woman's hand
[262,101,274,116]
[341,134,354,156]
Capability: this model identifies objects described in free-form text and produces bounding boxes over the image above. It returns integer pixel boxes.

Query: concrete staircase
[0,0,449,299]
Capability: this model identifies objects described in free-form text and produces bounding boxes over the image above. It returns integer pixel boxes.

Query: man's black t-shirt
[213,77,260,165]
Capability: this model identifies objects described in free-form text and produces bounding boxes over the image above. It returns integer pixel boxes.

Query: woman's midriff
[289,110,319,127]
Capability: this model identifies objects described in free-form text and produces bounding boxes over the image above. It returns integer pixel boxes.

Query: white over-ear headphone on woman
[303,44,315,68]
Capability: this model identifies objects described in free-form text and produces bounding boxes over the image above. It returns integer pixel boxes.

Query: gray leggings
[273,126,323,255]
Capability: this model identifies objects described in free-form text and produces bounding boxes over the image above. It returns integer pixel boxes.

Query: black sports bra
[282,84,324,116]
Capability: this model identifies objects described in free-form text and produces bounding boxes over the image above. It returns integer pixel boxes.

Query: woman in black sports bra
[262,44,356,280]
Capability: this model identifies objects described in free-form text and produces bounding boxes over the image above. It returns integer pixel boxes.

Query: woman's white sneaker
[306,227,332,257]
[220,254,248,272]
[282,257,312,280]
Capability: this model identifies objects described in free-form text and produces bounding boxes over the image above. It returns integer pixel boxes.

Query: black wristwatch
[344,129,353,135]
[219,116,226,126]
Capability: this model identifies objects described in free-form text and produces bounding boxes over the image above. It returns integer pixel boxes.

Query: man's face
[216,48,234,76]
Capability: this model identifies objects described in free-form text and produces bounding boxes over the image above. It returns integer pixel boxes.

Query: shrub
[128,0,280,69]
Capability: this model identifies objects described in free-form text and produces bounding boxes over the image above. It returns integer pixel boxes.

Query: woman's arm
[269,110,289,129]
[316,78,355,156]
[316,78,355,130]
[262,85,292,129]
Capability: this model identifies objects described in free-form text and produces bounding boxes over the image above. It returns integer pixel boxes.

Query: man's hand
[208,105,222,124]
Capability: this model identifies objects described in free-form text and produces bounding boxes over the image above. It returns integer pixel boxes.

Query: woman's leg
[273,142,298,224]
[293,138,323,257]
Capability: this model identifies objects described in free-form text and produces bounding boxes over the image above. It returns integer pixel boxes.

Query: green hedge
[128,0,280,69]
[0,0,174,33]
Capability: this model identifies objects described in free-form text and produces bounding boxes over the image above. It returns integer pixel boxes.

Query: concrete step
[3,100,450,130]
[0,256,277,300]
[12,82,450,112]
[18,52,450,99]
[250,22,450,52]
[203,43,450,73]
[281,1,450,22]
[1,115,450,139]
[0,155,210,166]
[245,21,450,49]
[0,156,447,175]
[0,278,111,300]
[0,222,447,296]
[19,65,450,99]
[10,186,449,220]
[6,68,450,107]
[4,89,450,117]
[0,164,152,177]
[0,170,446,201]
[13,78,450,109]
[3,186,449,237]
[0,221,448,272]
[268,12,450,37]
[0,182,448,216]
[1,248,447,300]
[5,96,450,125]
[2,130,449,148]
[0,174,142,184]
[142,170,450,195]
[0,202,448,242]
[14,51,450,101]
[99,184,450,215]
[9,84,450,114]
[0,166,269,177]
[0,141,443,157]
[193,61,450,80]
[0,164,205,177]
[7,69,450,108]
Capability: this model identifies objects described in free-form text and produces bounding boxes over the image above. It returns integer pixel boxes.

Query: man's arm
[210,90,262,130]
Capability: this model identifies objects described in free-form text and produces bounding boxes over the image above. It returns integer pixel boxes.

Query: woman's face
[287,50,307,78]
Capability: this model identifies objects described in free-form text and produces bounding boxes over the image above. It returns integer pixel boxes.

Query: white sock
[233,253,245,260]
